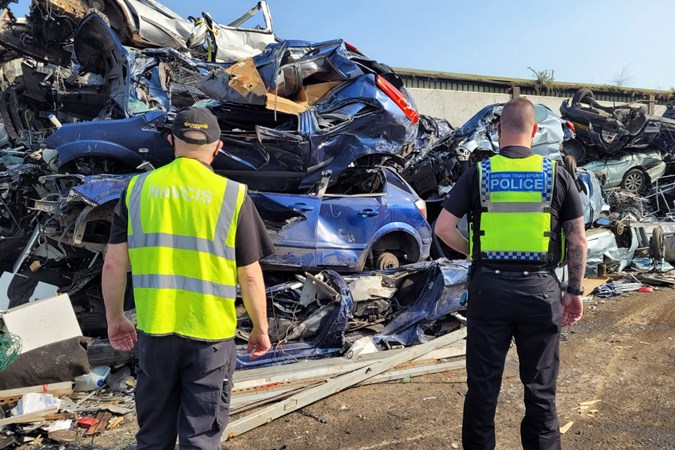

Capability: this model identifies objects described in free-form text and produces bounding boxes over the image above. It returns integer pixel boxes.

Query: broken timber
[224,326,466,440]
[0,382,73,405]
[230,343,466,413]
[230,358,466,415]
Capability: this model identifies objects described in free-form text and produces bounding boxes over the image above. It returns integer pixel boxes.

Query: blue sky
[7,0,674,90]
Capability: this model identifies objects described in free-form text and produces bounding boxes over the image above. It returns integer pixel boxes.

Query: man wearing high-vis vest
[102,107,274,449]
[435,97,587,450]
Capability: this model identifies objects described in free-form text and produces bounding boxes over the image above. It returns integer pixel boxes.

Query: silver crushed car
[581,149,666,193]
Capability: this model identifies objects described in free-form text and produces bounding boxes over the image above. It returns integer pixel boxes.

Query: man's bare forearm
[434,210,469,257]
[102,243,131,321]
[563,217,588,290]
[237,262,269,333]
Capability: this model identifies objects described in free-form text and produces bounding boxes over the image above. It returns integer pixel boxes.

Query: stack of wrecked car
[0,1,429,344]
[561,89,672,193]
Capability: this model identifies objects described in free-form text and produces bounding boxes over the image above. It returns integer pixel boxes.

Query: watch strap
[567,286,584,295]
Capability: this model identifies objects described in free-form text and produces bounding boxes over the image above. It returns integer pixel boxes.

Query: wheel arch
[356,226,423,271]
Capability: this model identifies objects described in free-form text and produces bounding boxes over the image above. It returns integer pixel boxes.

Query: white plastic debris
[74,366,111,392]
[346,337,379,358]
[44,419,72,432]
[11,393,61,416]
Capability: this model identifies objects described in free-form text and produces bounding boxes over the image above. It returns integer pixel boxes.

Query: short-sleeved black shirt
[108,163,275,267]
[442,146,584,268]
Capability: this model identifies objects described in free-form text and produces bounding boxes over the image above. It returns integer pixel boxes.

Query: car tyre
[563,155,583,192]
[375,252,399,270]
[562,139,586,163]
[620,168,646,193]
[638,227,649,248]
[572,88,594,107]
[650,226,665,260]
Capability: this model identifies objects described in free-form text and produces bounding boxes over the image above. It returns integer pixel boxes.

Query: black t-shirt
[108,168,275,267]
[442,146,584,268]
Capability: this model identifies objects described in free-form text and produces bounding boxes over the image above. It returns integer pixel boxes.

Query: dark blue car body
[41,14,419,193]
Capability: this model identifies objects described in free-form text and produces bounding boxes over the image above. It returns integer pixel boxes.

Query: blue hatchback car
[33,166,430,273]
[251,166,431,271]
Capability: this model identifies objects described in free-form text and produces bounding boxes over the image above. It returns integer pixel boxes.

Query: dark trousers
[135,333,237,450]
[462,270,562,450]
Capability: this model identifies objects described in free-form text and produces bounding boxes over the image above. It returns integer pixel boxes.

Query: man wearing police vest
[435,97,587,450]
[102,107,274,449]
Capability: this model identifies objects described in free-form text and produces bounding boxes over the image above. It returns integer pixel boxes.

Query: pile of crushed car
[1,0,674,369]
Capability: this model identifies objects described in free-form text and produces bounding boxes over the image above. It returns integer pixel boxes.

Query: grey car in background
[581,149,666,193]
[453,103,575,162]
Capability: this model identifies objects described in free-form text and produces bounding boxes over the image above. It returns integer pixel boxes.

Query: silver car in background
[581,149,666,193]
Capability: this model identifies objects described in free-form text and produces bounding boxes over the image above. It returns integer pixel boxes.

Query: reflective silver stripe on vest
[132,274,237,299]
[487,202,550,213]
[127,171,240,261]
[484,251,547,261]
[128,172,150,240]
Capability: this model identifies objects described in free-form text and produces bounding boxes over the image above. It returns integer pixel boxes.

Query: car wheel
[638,227,649,248]
[572,88,594,107]
[563,155,583,192]
[620,168,646,193]
[375,252,399,270]
[650,226,665,260]
[562,139,586,163]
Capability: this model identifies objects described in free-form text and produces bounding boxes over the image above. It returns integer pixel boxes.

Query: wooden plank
[359,359,465,386]
[231,358,465,414]
[232,347,465,403]
[233,343,465,391]
[0,382,73,405]
[0,406,59,426]
[87,412,112,436]
[224,327,466,440]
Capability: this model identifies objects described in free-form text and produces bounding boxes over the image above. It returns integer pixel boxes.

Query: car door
[316,189,385,269]
[248,191,321,269]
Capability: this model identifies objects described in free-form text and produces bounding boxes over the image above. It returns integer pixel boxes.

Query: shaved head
[500,97,535,134]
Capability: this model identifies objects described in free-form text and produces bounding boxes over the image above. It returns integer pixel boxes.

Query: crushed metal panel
[347,275,396,302]
[298,272,340,307]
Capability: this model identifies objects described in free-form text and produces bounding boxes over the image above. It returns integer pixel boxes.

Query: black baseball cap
[171,106,221,145]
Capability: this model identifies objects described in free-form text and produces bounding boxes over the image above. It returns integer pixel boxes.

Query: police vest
[470,154,563,265]
[125,157,246,340]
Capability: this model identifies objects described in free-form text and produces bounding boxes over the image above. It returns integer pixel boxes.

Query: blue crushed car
[29,166,430,274]
[40,14,420,192]
[252,167,431,271]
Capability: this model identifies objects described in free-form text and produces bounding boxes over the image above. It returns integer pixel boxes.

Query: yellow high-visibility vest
[470,154,563,264]
[125,157,246,340]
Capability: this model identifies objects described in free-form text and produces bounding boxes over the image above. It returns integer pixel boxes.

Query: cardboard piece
[226,58,267,100]
[266,92,308,115]
[304,81,341,105]
[1,294,82,354]
[582,277,610,294]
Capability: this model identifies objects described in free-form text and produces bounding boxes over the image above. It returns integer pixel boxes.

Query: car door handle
[290,203,314,212]
[359,208,379,217]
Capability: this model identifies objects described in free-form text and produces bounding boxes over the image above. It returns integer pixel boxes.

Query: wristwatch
[567,286,584,296]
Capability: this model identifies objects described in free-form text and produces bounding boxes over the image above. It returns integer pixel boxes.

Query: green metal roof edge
[393,67,672,97]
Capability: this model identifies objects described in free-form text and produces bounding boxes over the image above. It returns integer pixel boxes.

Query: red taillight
[345,42,362,54]
[415,199,427,219]
[376,75,419,125]
[566,120,576,133]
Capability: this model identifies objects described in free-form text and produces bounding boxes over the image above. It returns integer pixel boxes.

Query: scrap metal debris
[0,0,674,445]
